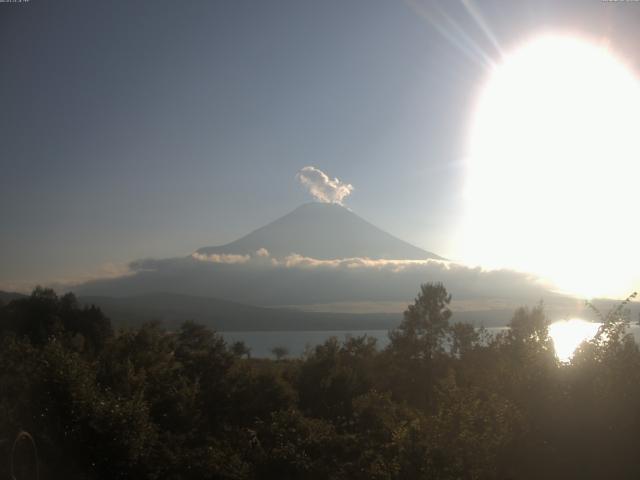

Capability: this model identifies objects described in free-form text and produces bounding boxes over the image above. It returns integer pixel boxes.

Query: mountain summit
[197,202,442,260]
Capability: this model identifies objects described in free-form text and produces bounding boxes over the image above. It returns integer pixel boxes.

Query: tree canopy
[1,284,640,479]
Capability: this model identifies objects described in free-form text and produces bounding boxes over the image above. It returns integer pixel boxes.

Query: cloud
[25,262,135,293]
[191,253,251,264]
[185,250,552,301]
[192,249,273,264]
[279,253,447,272]
[296,166,353,205]
[76,250,571,316]
[190,248,448,272]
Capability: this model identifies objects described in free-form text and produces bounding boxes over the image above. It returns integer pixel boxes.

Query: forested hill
[78,293,401,331]
[1,290,521,331]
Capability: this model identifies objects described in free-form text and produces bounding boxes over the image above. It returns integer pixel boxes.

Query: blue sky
[2,0,639,290]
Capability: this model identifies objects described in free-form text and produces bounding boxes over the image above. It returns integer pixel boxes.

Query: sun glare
[459,34,640,298]
[548,318,600,362]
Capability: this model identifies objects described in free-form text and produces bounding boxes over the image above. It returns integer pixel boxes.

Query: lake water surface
[222,324,640,359]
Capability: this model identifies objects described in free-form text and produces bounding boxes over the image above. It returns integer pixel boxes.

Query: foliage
[270,346,289,361]
[1,284,640,478]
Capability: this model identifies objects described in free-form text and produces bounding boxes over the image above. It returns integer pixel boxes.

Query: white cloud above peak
[296,166,353,205]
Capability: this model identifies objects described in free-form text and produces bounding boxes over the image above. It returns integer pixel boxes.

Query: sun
[458,34,640,299]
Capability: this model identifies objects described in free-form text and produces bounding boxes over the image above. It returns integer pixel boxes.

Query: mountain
[73,202,562,319]
[78,293,401,331]
[0,291,26,305]
[196,202,442,260]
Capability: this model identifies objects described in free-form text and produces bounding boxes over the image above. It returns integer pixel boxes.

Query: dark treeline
[1,284,639,479]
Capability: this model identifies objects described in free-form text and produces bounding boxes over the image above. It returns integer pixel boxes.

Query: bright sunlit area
[459,34,640,299]
[548,318,601,362]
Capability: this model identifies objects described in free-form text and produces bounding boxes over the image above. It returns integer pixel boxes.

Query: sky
[2,0,640,292]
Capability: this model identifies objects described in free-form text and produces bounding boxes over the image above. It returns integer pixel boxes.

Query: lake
[222,330,392,358]
[222,324,640,359]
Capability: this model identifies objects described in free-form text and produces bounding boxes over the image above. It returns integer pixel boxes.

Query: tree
[271,346,289,361]
[381,283,452,408]
[508,303,550,347]
[388,282,452,361]
[231,340,251,359]
[2,287,63,346]
[297,336,376,420]
[0,288,113,354]
[449,322,479,358]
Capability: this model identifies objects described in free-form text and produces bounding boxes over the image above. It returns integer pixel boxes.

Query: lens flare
[459,34,640,298]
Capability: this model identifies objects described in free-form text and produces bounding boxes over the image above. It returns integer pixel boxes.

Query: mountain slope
[79,293,400,331]
[0,291,26,304]
[197,202,442,260]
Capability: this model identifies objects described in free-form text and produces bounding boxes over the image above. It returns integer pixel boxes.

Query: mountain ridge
[196,202,442,260]
[77,292,400,331]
